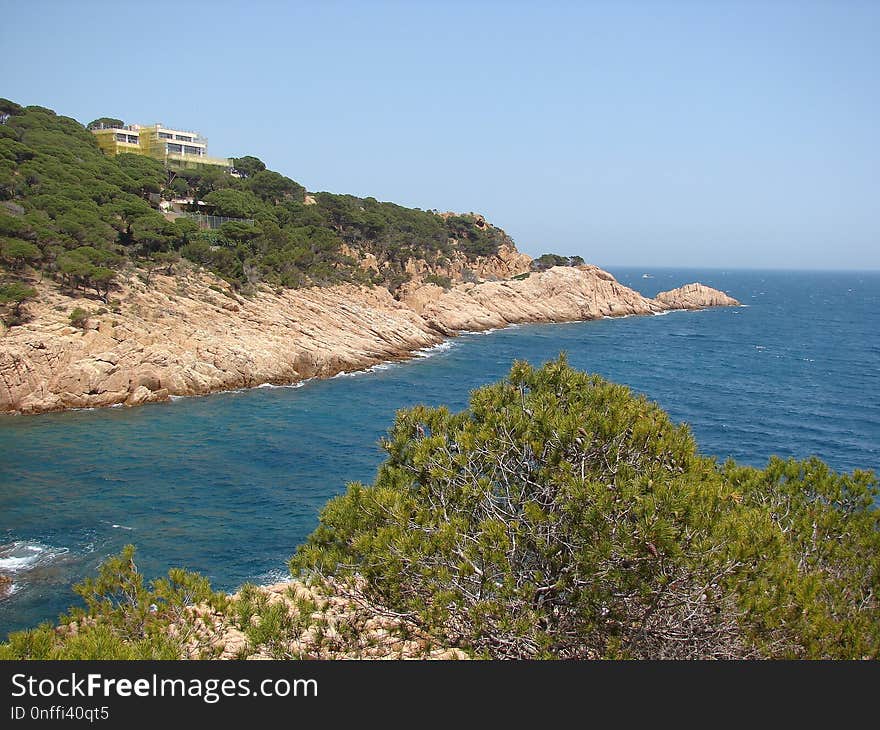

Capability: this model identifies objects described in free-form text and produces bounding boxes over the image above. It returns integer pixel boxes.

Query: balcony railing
[165,151,231,168]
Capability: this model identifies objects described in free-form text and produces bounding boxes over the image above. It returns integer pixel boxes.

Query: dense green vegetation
[531,253,585,271]
[0,98,514,322]
[3,358,877,659]
[292,357,880,659]
[0,546,228,659]
[0,545,382,660]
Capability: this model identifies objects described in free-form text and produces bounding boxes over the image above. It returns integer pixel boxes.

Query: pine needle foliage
[292,356,880,659]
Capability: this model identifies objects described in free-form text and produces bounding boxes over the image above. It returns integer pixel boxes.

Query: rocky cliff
[0,264,739,415]
[399,265,663,334]
[340,241,532,283]
[402,242,533,282]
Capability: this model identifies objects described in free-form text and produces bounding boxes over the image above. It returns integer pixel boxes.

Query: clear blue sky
[3,0,878,269]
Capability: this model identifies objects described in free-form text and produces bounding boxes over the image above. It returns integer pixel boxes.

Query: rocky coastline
[0,264,738,415]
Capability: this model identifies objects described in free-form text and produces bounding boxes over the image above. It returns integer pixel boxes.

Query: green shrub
[0,281,36,324]
[68,306,89,329]
[292,356,880,659]
[423,274,452,289]
[1,545,227,660]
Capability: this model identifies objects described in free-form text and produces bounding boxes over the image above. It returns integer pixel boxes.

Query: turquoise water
[1,268,878,635]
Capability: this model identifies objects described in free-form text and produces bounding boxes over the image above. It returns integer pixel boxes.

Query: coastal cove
[1,268,878,636]
[0,263,733,416]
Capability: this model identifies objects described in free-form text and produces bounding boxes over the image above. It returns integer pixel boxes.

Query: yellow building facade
[91,122,231,169]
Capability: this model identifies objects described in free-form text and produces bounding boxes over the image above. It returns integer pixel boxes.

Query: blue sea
[1,268,878,636]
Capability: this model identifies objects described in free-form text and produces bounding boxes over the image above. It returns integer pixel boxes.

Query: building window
[166,143,182,153]
[127,135,139,144]
[183,145,203,155]
[175,135,193,142]
[158,132,173,139]
[115,133,126,142]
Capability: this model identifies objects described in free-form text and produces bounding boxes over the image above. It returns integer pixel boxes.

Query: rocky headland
[0,102,740,416]
[0,261,739,415]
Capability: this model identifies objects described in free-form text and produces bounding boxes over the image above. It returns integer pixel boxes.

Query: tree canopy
[0,98,24,118]
[291,356,880,659]
[531,253,586,271]
[0,280,36,323]
[0,99,517,300]
[86,117,124,130]
[231,155,266,178]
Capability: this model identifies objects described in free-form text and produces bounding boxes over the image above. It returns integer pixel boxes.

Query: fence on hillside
[180,212,255,230]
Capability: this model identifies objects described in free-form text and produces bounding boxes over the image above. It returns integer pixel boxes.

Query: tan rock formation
[395,281,447,315]
[341,241,532,283]
[0,263,738,415]
[0,574,11,599]
[405,265,664,334]
[0,268,441,414]
[402,242,533,283]
[654,282,740,309]
[339,243,380,273]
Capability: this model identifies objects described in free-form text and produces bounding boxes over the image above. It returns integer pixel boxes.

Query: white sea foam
[333,368,367,378]
[333,364,388,378]
[256,381,305,389]
[414,341,454,357]
[0,541,69,574]
[111,524,134,531]
[331,341,456,378]
[253,568,292,587]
